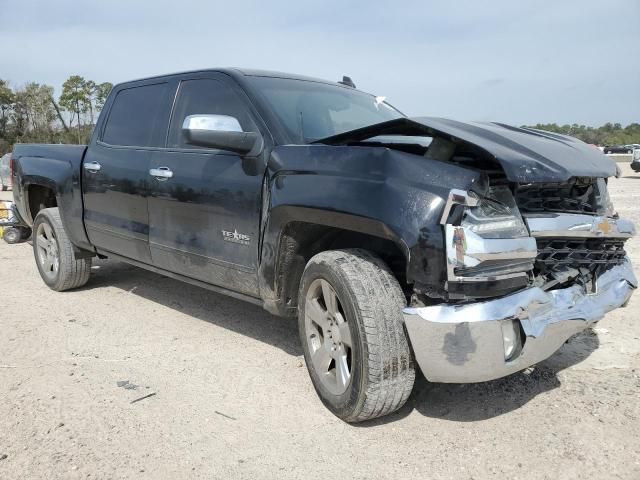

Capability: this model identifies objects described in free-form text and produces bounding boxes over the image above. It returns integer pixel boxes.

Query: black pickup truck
[11,69,637,422]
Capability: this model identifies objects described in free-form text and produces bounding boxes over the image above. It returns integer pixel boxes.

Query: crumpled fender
[258,144,482,306]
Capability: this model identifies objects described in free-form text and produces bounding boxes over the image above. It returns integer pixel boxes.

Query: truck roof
[114,68,339,90]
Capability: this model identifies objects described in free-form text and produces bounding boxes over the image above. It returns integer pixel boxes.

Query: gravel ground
[1,165,639,479]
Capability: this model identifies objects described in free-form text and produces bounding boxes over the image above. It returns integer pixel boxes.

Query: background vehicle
[0,200,29,243]
[0,153,12,191]
[10,69,637,422]
[632,148,640,172]
[604,145,634,154]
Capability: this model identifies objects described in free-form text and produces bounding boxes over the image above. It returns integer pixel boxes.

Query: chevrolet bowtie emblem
[595,219,613,235]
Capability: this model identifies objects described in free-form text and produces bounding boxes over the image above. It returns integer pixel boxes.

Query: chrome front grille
[535,238,627,274]
[515,178,597,215]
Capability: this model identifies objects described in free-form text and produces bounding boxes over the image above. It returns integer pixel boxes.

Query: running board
[94,248,264,307]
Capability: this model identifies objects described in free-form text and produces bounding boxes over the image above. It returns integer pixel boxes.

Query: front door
[83,81,174,264]
[147,76,264,296]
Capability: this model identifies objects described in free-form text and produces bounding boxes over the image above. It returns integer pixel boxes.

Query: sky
[1,0,638,126]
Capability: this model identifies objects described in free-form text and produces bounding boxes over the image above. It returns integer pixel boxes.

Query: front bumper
[403,259,637,383]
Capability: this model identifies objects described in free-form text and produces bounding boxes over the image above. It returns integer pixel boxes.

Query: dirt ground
[1,165,639,480]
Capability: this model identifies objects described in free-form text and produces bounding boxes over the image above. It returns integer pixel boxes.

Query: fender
[258,145,482,310]
[12,145,93,251]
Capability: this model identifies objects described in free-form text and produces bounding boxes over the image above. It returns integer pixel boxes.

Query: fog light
[501,319,522,361]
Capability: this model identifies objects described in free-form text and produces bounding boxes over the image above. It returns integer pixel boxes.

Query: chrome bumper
[403,259,637,383]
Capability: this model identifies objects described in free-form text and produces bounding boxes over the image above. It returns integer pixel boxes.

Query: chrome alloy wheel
[35,222,59,280]
[304,278,353,395]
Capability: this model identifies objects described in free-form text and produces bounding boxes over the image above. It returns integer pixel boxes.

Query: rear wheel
[298,249,415,422]
[32,208,91,291]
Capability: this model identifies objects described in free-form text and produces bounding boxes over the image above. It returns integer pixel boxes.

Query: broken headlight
[595,178,616,217]
[461,186,529,239]
[443,184,537,297]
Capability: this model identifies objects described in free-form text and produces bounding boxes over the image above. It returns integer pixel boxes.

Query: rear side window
[168,78,257,149]
[102,83,170,147]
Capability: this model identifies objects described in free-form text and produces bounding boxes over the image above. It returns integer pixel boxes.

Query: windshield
[248,77,404,143]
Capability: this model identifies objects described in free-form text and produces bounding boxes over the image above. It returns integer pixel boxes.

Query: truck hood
[313,117,617,183]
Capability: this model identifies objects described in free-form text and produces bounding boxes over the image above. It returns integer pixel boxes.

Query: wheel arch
[259,205,411,317]
[25,182,59,223]
[15,155,93,251]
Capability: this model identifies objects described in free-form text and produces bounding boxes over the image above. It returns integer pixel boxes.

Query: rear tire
[298,249,415,422]
[32,208,91,291]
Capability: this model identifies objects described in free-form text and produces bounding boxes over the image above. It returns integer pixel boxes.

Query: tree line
[1,75,638,156]
[0,76,112,155]
[523,123,640,146]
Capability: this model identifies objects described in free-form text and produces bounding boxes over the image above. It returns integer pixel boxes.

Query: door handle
[149,167,173,181]
[84,161,101,173]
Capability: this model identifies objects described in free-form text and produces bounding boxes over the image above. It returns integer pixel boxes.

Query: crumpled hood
[314,117,617,183]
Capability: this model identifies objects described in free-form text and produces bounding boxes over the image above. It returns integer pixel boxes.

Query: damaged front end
[440,185,537,299]
[404,258,636,383]
[405,175,637,383]
[317,116,636,382]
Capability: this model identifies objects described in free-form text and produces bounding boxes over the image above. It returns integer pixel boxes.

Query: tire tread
[302,249,415,422]
[33,208,91,291]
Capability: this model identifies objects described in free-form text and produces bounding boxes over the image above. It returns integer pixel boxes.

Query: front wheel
[298,249,415,422]
[32,208,92,291]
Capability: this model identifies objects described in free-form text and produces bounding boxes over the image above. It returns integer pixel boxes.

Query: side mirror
[182,114,262,155]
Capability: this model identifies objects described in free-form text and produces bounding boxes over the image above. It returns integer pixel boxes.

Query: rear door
[83,81,174,263]
[147,74,264,296]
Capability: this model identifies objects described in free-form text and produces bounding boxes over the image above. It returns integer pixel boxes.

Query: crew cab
[10,69,637,422]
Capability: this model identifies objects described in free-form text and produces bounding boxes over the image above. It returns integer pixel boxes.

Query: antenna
[338,76,356,88]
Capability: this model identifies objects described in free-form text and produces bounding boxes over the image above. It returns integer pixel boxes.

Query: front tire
[32,208,91,291]
[298,249,415,422]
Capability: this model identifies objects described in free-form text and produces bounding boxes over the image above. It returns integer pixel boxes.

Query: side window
[168,79,257,149]
[102,83,170,147]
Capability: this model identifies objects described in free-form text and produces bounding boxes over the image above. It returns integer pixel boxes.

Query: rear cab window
[101,82,172,147]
